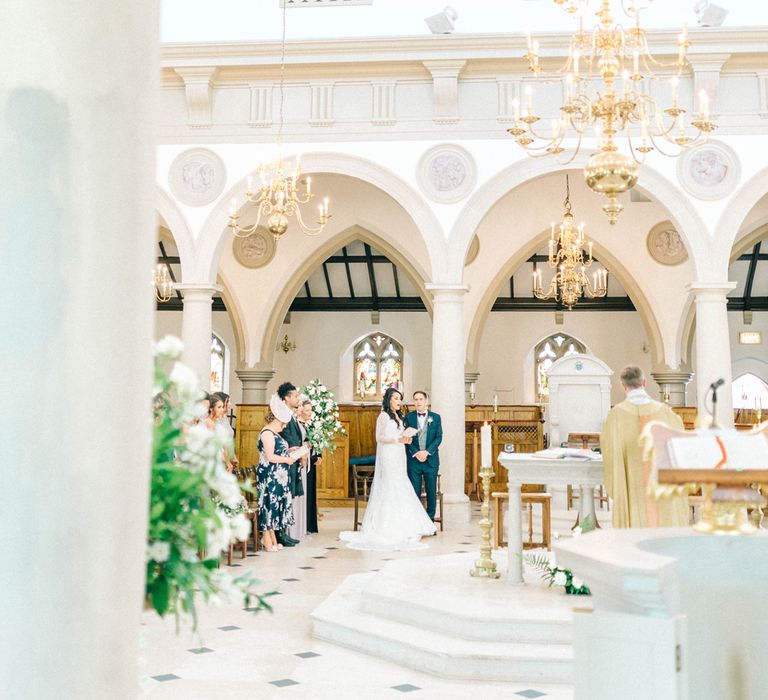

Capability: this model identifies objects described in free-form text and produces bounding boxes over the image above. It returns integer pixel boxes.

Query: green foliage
[145,337,273,628]
[524,553,591,596]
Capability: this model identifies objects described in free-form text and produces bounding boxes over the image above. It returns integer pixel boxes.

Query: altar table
[497,452,605,584]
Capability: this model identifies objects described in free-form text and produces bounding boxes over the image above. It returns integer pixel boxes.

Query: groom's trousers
[407,462,438,520]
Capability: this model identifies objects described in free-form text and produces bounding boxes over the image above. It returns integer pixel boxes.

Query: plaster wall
[476,311,652,407]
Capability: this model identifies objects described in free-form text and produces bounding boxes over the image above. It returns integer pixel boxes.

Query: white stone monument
[547,354,612,447]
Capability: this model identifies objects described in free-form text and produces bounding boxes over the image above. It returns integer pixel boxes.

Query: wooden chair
[419,474,444,531]
[352,464,376,530]
[490,491,552,550]
[224,467,256,564]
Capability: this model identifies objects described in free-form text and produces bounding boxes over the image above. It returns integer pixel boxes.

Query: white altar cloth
[498,452,604,584]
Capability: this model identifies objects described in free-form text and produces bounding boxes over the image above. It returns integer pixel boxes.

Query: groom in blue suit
[404,390,442,523]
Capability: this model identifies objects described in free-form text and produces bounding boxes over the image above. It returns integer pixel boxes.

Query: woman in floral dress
[257,408,299,552]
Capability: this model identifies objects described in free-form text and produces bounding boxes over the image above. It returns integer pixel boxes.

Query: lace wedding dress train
[340,412,437,551]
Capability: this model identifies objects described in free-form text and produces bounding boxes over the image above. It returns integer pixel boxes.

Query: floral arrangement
[524,553,591,596]
[147,336,273,628]
[300,379,346,452]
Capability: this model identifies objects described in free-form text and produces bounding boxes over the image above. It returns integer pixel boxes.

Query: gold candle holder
[470,464,500,579]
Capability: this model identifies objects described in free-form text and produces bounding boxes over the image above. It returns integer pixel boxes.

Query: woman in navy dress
[257,408,299,552]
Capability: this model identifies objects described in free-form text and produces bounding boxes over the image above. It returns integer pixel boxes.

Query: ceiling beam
[322,261,334,298]
[392,262,401,298]
[363,243,379,311]
[341,246,355,298]
[727,297,768,311]
[304,281,312,298]
[737,253,768,261]
[742,242,761,311]
[290,297,425,312]
[157,298,227,312]
[326,253,390,264]
[492,297,636,311]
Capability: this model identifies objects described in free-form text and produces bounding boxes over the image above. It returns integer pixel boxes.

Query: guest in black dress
[256,408,296,552]
[298,398,321,534]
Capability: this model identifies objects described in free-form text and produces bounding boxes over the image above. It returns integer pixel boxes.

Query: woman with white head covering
[256,394,301,551]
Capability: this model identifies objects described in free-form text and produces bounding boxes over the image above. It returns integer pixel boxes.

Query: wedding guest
[213,391,239,470]
[277,382,304,547]
[256,396,298,552]
[287,397,312,541]
[204,396,235,472]
[297,397,321,533]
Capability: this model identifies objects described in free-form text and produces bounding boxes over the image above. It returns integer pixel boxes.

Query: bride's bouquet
[301,379,346,453]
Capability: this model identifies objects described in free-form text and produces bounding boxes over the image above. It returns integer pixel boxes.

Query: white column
[236,367,276,403]
[1,2,156,698]
[426,283,471,522]
[687,282,736,427]
[177,283,222,389]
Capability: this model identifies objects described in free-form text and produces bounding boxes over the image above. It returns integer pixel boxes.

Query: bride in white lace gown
[340,388,436,550]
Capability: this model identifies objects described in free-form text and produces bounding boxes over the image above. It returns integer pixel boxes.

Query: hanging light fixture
[532,175,608,309]
[153,263,174,303]
[508,0,717,224]
[228,3,330,242]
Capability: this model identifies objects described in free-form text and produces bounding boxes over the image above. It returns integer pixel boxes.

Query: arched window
[534,333,587,401]
[210,333,226,393]
[732,372,768,409]
[354,333,403,400]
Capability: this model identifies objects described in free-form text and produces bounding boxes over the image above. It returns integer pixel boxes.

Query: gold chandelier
[508,0,717,224]
[532,175,608,309]
[228,3,330,242]
[154,263,173,303]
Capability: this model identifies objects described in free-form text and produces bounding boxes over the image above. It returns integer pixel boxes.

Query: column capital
[650,370,695,384]
[686,281,737,298]
[175,283,223,300]
[235,367,276,383]
[425,283,470,301]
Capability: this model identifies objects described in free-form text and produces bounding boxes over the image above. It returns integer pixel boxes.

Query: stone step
[361,558,575,644]
[311,571,574,684]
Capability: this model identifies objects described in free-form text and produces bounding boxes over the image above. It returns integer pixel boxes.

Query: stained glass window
[353,334,403,400]
[534,334,586,401]
[210,334,226,393]
[732,372,768,409]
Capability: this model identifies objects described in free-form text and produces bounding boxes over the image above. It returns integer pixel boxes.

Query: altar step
[311,552,583,684]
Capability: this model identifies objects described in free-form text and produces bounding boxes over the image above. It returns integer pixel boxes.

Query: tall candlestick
[493,394,499,413]
[480,422,492,468]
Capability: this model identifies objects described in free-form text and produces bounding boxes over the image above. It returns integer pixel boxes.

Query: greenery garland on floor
[524,553,591,596]
[146,336,274,628]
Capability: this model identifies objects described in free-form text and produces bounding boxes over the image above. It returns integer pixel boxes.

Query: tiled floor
[140,498,603,699]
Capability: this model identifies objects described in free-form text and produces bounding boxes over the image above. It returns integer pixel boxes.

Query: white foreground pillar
[0,2,157,698]
[687,282,736,427]
[178,283,222,389]
[426,284,471,522]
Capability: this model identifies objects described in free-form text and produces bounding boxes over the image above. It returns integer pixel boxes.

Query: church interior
[5,1,768,698]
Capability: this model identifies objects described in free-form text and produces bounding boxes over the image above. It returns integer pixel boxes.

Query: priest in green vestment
[602,365,687,528]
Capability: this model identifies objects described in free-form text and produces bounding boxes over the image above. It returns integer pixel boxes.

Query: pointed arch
[465,230,666,370]
[257,224,433,368]
[712,164,768,273]
[447,155,708,283]
[193,151,446,285]
[155,187,195,282]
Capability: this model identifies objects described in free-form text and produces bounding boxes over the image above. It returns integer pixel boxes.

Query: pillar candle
[493,394,499,412]
[481,422,492,468]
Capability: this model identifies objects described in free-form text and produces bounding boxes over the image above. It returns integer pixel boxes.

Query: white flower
[155,335,184,359]
[572,576,584,589]
[169,361,200,398]
[230,512,251,542]
[553,571,567,587]
[427,417,433,423]
[206,520,231,554]
[573,526,583,538]
[147,540,171,562]
[320,385,326,391]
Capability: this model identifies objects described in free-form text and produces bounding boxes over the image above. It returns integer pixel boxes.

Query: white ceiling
[161,0,765,44]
